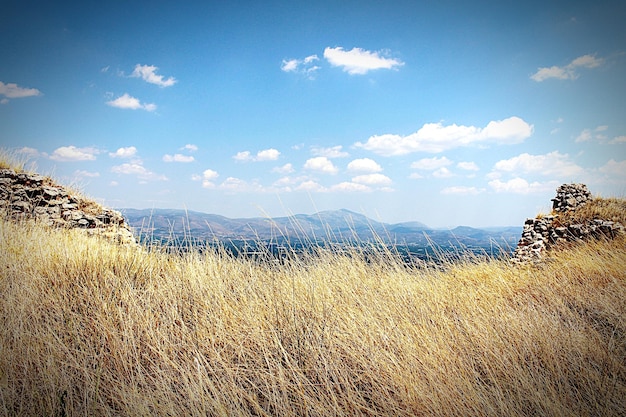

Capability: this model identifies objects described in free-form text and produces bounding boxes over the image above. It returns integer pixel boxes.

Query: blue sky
[2,0,625,227]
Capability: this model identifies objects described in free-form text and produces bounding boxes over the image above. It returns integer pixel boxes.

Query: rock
[551,183,592,213]
[0,169,138,247]
[514,183,624,263]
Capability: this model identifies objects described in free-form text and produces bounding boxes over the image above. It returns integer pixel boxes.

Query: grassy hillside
[1,209,625,416]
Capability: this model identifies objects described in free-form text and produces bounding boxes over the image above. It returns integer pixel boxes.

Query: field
[1,209,625,416]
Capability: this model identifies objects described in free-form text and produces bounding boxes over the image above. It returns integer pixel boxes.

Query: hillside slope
[1,159,625,415]
[1,208,625,415]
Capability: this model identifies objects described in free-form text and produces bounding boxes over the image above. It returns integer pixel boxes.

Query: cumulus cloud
[296,180,327,192]
[356,116,532,155]
[351,173,392,185]
[492,151,584,178]
[347,158,383,173]
[432,167,454,178]
[281,55,320,78]
[488,178,559,194]
[0,81,41,103]
[192,169,219,188]
[180,144,198,152]
[233,148,280,162]
[610,136,626,144]
[109,146,137,159]
[163,153,195,163]
[106,93,156,111]
[457,161,479,171]
[575,125,609,143]
[531,54,604,82]
[233,151,252,162]
[16,147,42,158]
[323,47,404,75]
[599,159,626,178]
[73,170,100,178]
[441,186,484,195]
[303,157,338,174]
[272,163,295,174]
[330,182,371,192]
[311,145,349,158]
[50,146,100,161]
[411,156,453,170]
[131,64,177,87]
[111,162,167,181]
[256,148,280,161]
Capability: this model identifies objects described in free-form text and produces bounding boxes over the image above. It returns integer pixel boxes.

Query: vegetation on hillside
[1,208,625,416]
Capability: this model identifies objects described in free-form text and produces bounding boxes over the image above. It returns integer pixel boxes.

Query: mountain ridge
[119,208,521,254]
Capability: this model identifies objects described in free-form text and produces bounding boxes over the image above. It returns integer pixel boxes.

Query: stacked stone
[513,215,555,262]
[512,183,624,263]
[551,183,592,212]
[0,168,137,245]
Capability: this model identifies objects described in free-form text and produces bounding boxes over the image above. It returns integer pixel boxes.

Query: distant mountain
[120,208,522,255]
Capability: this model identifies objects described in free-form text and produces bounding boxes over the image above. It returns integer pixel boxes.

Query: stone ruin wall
[0,168,137,246]
[513,183,624,262]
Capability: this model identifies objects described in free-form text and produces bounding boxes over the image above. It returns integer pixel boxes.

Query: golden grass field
[1,155,625,416]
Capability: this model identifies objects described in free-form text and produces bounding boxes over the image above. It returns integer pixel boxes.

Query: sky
[2,0,625,227]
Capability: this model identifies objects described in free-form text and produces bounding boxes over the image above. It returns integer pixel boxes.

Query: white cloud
[599,159,626,178]
[311,145,349,158]
[281,59,299,72]
[233,151,252,161]
[219,177,249,192]
[109,146,137,158]
[106,93,156,111]
[575,129,592,142]
[347,158,383,173]
[50,146,100,161]
[323,47,404,75]
[330,182,371,192]
[409,173,424,180]
[492,151,584,177]
[531,54,604,82]
[73,170,100,178]
[303,157,338,174]
[16,147,41,158]
[411,156,452,170]
[281,55,320,78]
[180,144,198,152]
[272,163,295,174]
[457,161,479,171]
[609,136,626,144]
[193,169,219,188]
[0,81,41,100]
[356,116,532,155]
[296,180,326,192]
[488,178,558,194]
[441,186,484,195]
[131,64,177,87]
[351,173,392,185]
[163,153,195,163]
[432,167,454,178]
[575,125,610,143]
[256,148,280,161]
[111,162,167,181]
[233,148,280,162]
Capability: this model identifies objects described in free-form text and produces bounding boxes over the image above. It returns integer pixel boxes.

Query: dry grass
[1,213,625,416]
[0,149,30,173]
[554,197,626,226]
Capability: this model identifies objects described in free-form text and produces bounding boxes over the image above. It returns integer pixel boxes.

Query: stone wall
[0,168,137,245]
[513,183,624,262]
[551,183,592,212]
